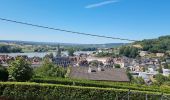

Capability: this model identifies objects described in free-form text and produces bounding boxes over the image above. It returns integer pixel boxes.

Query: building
[156,53,165,57]
[139,51,148,57]
[163,68,170,76]
[69,67,130,82]
[53,44,72,67]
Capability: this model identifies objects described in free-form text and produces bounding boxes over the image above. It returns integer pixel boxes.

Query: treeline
[119,46,139,58]
[96,52,116,57]
[134,35,170,53]
[0,45,22,53]
[34,47,48,52]
[65,47,97,51]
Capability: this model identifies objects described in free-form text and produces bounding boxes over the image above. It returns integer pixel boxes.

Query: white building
[139,51,148,57]
[156,53,165,57]
[163,69,170,76]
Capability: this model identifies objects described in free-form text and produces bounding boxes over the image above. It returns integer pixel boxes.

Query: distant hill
[133,35,170,53]
[0,40,127,48]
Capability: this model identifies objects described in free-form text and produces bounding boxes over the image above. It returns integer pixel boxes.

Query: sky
[0,0,170,44]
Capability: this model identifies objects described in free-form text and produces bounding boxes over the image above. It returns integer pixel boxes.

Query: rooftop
[69,67,130,82]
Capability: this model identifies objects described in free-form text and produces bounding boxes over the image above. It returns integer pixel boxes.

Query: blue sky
[0,0,170,44]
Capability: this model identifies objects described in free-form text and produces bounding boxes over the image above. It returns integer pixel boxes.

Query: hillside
[134,35,170,53]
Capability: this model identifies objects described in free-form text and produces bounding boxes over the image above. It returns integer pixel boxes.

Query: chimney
[88,67,92,73]
[98,66,101,71]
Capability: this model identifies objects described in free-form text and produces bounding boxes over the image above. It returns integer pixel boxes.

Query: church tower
[56,44,61,57]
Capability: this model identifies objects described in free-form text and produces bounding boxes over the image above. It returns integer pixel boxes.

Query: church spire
[56,44,61,57]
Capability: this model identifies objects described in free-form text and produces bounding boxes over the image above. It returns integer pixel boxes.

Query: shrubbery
[8,58,33,82]
[30,77,170,94]
[34,58,67,78]
[0,82,169,100]
[0,65,8,81]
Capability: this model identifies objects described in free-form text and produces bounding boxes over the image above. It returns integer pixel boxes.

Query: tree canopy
[134,35,170,53]
[0,65,9,81]
[119,46,139,58]
[8,58,33,82]
[35,58,67,78]
[0,45,22,53]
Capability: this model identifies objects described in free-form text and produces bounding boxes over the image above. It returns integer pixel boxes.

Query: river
[0,51,94,58]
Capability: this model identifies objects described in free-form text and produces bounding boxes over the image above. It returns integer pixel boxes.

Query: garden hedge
[0,82,169,100]
[30,78,170,94]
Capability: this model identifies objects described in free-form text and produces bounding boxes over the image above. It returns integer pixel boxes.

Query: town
[0,0,170,99]
[1,39,170,85]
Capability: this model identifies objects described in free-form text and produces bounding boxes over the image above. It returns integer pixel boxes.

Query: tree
[133,77,145,85]
[114,64,121,68]
[0,65,9,81]
[155,74,168,85]
[68,48,74,56]
[8,58,33,82]
[127,72,133,82]
[158,66,163,73]
[89,60,99,67]
[164,63,170,69]
[35,58,66,78]
[119,46,139,58]
[0,45,22,53]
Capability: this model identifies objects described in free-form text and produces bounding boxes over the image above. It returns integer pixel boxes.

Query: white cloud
[85,0,118,8]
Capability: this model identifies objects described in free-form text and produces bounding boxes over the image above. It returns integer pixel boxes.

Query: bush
[0,82,169,100]
[0,65,8,81]
[30,77,170,94]
[114,64,120,68]
[35,59,67,78]
[8,58,33,82]
[155,74,168,85]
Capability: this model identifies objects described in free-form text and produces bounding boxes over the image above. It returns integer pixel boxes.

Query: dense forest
[134,35,170,53]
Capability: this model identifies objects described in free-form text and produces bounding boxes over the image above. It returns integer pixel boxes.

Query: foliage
[35,58,67,78]
[155,74,168,85]
[164,63,170,69]
[119,46,139,58]
[34,47,48,52]
[89,60,99,67]
[30,77,170,94]
[0,45,22,53]
[68,48,75,56]
[158,66,163,73]
[132,77,145,85]
[0,82,169,100]
[80,47,97,51]
[126,71,133,82]
[114,64,121,68]
[0,65,8,81]
[134,35,170,53]
[96,52,116,57]
[8,58,33,82]
[44,53,54,59]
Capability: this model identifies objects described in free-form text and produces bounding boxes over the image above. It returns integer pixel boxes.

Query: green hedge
[0,82,169,100]
[30,78,170,94]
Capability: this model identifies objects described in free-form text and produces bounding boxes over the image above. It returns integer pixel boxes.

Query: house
[114,57,131,68]
[139,51,148,57]
[156,53,165,57]
[163,68,170,76]
[86,57,108,65]
[52,44,72,67]
[166,58,170,64]
[69,67,130,82]
[53,57,72,67]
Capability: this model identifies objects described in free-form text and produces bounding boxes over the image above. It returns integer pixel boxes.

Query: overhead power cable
[0,17,136,42]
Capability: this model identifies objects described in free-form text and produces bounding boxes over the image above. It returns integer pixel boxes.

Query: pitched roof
[70,67,130,82]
